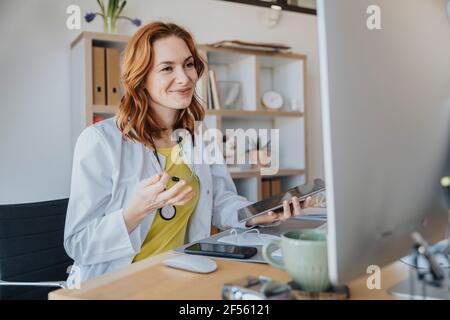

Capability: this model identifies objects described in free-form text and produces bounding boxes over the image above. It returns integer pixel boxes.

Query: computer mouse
[162,255,217,273]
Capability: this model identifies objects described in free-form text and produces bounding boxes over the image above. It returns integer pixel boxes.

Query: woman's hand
[245,196,312,227]
[123,172,196,233]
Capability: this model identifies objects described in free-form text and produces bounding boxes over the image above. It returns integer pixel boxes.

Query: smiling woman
[64,21,310,283]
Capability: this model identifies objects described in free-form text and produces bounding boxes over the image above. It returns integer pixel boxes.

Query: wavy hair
[116,21,206,149]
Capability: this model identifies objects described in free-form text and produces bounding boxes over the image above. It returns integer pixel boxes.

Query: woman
[64,21,309,283]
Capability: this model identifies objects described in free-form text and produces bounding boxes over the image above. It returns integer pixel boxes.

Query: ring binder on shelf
[105,48,121,106]
[92,46,106,105]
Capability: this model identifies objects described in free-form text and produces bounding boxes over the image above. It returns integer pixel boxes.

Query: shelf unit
[206,109,303,118]
[70,31,129,149]
[70,32,308,203]
[198,44,307,202]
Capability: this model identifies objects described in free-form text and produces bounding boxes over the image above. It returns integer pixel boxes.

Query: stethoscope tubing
[150,136,198,220]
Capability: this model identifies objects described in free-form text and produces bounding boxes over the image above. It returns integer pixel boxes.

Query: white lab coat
[64,117,252,283]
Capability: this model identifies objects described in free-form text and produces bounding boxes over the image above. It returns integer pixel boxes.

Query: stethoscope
[150,135,196,221]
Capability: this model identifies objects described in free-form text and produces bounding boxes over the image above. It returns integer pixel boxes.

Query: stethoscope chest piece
[151,135,195,222]
[159,205,176,220]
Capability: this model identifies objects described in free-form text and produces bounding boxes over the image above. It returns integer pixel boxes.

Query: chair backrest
[0,198,73,300]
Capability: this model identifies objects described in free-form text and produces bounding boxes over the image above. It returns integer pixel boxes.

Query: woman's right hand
[123,172,196,233]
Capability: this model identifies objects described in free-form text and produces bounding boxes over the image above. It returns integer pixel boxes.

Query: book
[209,40,291,52]
[207,71,214,109]
[208,70,221,110]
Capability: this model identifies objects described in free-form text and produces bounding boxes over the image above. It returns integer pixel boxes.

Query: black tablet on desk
[237,178,326,223]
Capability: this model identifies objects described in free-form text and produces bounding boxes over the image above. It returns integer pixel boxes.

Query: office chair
[0,198,73,300]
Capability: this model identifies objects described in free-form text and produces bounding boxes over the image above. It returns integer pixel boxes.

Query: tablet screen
[237,178,326,223]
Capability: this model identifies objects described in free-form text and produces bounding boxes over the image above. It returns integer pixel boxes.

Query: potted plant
[249,136,271,168]
[85,0,141,33]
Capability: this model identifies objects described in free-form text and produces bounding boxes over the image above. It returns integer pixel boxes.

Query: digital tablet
[237,178,326,223]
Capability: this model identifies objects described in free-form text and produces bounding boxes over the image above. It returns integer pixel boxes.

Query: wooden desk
[49,251,410,300]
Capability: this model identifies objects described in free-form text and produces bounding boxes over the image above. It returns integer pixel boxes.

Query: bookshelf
[198,44,307,202]
[70,32,308,203]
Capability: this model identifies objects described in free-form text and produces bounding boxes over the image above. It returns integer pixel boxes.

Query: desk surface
[49,250,409,300]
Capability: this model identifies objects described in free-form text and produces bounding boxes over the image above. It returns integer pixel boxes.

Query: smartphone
[184,242,258,259]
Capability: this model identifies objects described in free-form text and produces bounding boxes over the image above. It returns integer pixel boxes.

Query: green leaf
[113,0,120,15]
[107,0,112,17]
[107,0,117,17]
[116,0,127,18]
[96,0,105,13]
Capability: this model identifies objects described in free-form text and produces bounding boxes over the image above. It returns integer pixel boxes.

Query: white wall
[0,0,323,204]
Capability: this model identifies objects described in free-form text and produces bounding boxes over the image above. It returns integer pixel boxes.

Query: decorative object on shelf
[209,40,291,53]
[441,176,450,208]
[223,134,237,164]
[262,91,283,110]
[288,97,300,111]
[261,4,283,28]
[223,134,252,170]
[249,136,271,168]
[217,81,241,109]
[93,116,105,123]
[85,0,141,34]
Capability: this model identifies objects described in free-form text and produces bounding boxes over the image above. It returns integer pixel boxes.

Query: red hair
[116,21,206,149]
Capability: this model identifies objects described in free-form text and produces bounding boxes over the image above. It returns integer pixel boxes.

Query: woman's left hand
[245,196,312,227]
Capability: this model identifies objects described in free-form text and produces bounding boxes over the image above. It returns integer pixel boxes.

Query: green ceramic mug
[262,229,330,292]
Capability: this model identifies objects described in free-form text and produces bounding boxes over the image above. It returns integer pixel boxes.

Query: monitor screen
[317,0,450,286]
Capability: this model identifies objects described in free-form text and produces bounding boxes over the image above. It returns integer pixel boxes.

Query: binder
[92,46,106,105]
[105,48,121,106]
[262,179,271,199]
[271,179,281,195]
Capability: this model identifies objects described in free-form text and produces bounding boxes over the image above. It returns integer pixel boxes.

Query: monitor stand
[389,239,450,300]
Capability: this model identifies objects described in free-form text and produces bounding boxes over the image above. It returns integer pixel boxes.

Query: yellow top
[133,144,200,262]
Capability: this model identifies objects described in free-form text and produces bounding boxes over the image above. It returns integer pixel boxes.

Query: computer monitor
[316,0,450,287]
